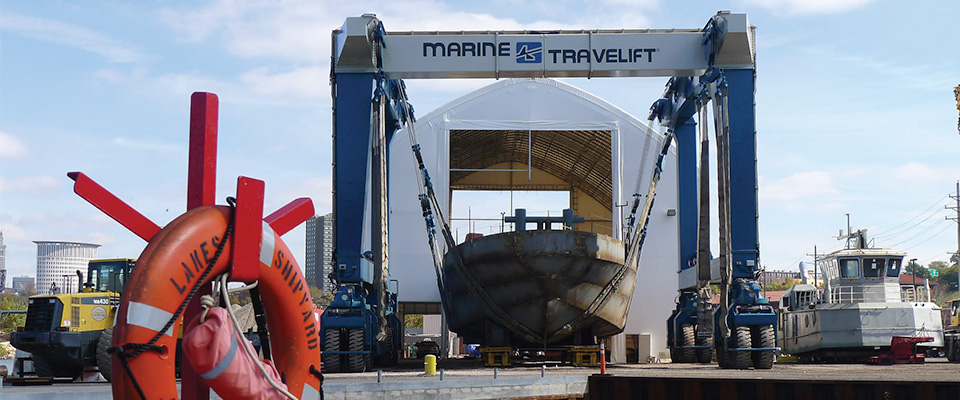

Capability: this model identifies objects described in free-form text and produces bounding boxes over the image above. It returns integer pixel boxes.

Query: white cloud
[0,11,148,63]
[269,177,333,215]
[0,175,61,194]
[0,222,29,242]
[0,131,29,159]
[240,67,328,98]
[798,47,957,93]
[151,0,662,103]
[150,71,319,107]
[85,231,118,247]
[760,171,839,202]
[158,0,333,63]
[112,137,183,155]
[881,163,960,203]
[153,72,234,96]
[744,0,875,15]
[158,0,645,64]
[94,68,148,83]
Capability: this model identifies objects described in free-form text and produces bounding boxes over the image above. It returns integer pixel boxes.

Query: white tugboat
[778,229,943,361]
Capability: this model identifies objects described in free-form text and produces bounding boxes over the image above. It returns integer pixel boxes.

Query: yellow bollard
[424,354,437,375]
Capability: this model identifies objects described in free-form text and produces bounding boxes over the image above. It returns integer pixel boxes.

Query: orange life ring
[110,205,322,399]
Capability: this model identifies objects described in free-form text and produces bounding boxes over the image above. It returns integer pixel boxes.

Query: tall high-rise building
[305,213,334,294]
[34,241,99,294]
[0,231,6,291]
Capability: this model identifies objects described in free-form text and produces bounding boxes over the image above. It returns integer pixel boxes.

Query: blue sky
[1,0,958,282]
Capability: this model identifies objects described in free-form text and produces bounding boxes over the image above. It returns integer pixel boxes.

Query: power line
[873,210,949,243]
[871,194,949,238]
[873,198,950,240]
[919,252,951,265]
[886,218,950,248]
[901,222,955,252]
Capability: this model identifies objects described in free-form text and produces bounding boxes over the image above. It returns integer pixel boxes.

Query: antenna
[846,213,851,238]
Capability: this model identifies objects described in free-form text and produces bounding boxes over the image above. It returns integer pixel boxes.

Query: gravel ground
[5,357,959,394]
[322,357,960,384]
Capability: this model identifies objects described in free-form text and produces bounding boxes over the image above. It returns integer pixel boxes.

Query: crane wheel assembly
[109,205,322,399]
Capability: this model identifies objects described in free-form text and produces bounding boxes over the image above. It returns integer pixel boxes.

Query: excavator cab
[84,259,134,293]
[950,299,960,328]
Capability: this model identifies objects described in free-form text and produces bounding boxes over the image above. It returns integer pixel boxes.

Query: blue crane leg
[724,68,760,279]
[334,72,376,284]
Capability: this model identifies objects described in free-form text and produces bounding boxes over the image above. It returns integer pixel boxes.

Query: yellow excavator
[10,259,134,380]
[945,298,960,362]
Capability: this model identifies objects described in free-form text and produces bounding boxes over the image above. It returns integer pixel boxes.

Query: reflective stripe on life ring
[111,205,321,399]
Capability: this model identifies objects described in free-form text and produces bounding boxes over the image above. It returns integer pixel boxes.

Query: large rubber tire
[716,338,731,369]
[751,324,775,369]
[947,337,960,363]
[33,355,55,378]
[33,355,82,380]
[321,329,342,373]
[732,325,752,369]
[96,327,114,382]
[346,328,370,372]
[695,330,714,364]
[379,332,397,367]
[677,323,696,363]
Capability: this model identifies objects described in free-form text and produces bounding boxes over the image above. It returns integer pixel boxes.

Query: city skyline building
[1,231,6,291]
[12,276,34,295]
[34,241,99,295]
[305,213,334,294]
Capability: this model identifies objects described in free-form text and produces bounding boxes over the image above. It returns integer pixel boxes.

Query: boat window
[839,258,860,278]
[886,258,902,277]
[863,257,885,277]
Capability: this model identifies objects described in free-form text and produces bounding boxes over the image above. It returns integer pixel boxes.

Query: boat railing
[828,284,912,303]
[900,286,933,303]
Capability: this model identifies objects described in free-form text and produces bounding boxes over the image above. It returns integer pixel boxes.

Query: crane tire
[732,325,752,369]
[322,328,343,373]
[695,331,713,363]
[347,328,370,372]
[678,323,696,363]
[751,324,775,369]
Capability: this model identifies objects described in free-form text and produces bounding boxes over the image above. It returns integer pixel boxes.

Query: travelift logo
[418,40,657,65]
[516,42,543,63]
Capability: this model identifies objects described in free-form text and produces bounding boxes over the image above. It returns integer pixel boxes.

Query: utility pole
[814,246,818,287]
[805,245,820,287]
[948,181,960,294]
[910,258,919,301]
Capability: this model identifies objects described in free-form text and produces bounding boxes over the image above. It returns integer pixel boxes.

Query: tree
[762,278,801,291]
[228,289,252,306]
[404,314,423,329]
[308,286,334,308]
[0,293,27,333]
[905,260,930,279]
[929,260,949,270]
[21,281,36,297]
[935,263,959,293]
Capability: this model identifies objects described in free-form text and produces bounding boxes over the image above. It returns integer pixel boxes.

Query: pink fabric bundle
[183,307,287,400]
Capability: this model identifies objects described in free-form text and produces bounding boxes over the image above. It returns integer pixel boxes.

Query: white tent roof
[388,78,679,357]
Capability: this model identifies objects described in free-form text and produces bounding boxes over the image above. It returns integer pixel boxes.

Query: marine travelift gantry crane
[324,11,773,371]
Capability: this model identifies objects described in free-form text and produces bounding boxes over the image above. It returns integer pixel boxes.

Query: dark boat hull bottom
[441,230,635,347]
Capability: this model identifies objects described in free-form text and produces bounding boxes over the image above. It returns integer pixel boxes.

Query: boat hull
[441,230,633,347]
[778,302,944,357]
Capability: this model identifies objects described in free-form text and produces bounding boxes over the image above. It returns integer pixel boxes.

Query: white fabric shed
[388,78,679,360]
